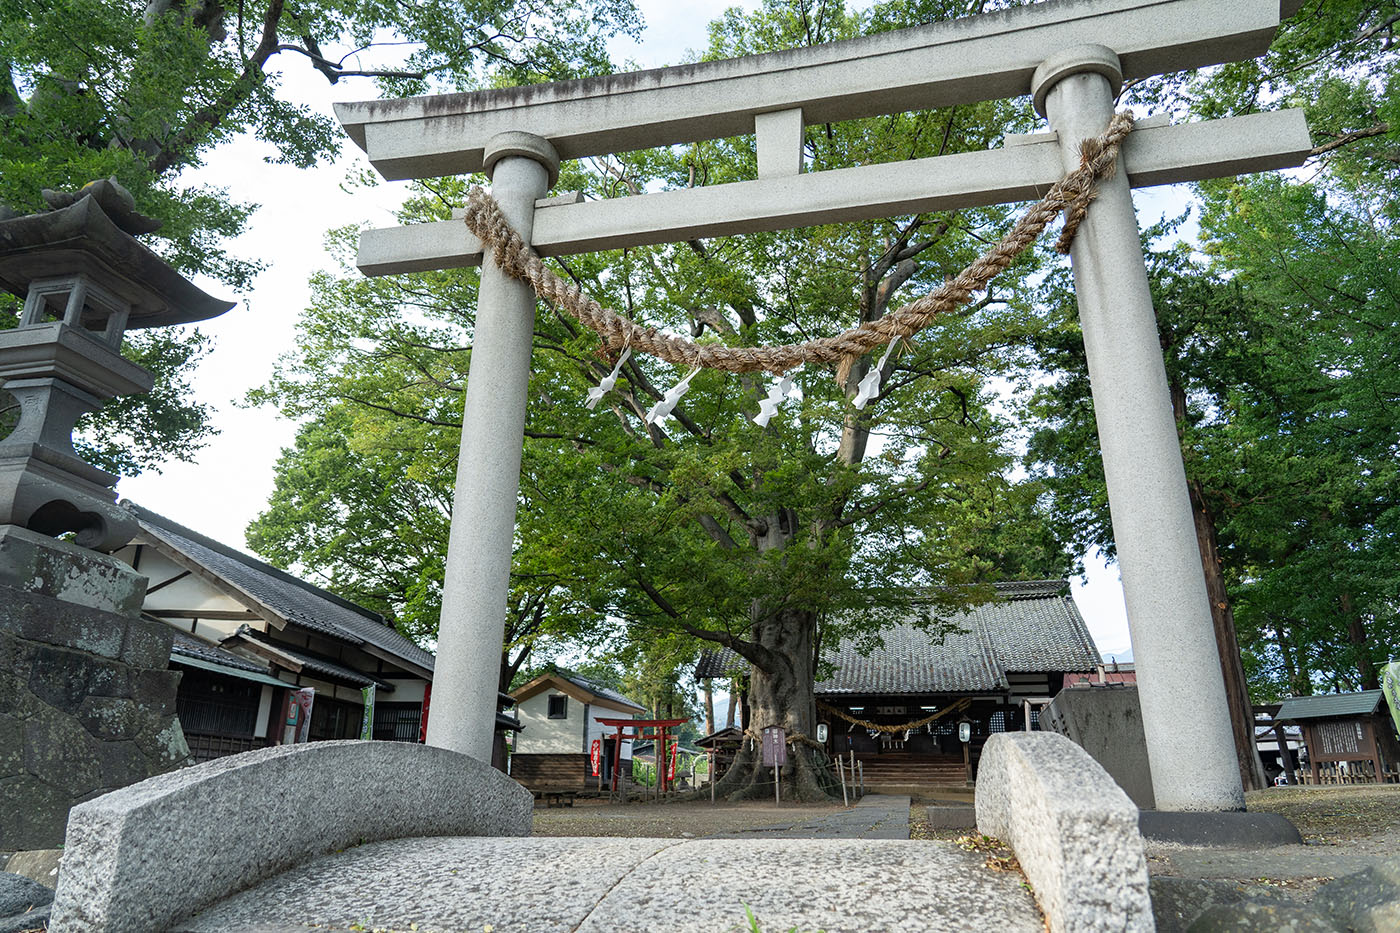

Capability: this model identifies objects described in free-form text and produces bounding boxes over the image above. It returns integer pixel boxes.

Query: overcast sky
[115,0,1167,660]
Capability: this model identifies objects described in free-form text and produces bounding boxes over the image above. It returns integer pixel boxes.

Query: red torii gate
[596,717,688,796]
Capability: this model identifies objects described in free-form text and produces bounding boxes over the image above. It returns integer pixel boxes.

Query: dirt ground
[531,795,850,838]
[1243,784,1400,850]
[1143,785,1400,903]
[533,785,1400,851]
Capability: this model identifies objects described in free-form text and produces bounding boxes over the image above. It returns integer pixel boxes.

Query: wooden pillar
[611,727,625,794]
[1368,721,1384,785]
[658,728,667,795]
[1273,722,1295,785]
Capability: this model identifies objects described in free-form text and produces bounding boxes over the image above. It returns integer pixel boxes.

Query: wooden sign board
[762,726,788,768]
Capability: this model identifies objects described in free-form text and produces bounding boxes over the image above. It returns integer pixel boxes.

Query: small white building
[510,670,645,790]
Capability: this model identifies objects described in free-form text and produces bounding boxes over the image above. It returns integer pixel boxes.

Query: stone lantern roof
[0,179,235,332]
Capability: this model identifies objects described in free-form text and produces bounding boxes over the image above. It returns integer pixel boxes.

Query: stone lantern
[0,178,233,550]
[0,179,235,849]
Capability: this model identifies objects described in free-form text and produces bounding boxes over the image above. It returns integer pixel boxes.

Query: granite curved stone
[48,740,533,933]
[975,731,1151,933]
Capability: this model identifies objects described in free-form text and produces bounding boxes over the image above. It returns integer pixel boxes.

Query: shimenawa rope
[460,112,1134,380]
[816,697,972,734]
[735,696,975,753]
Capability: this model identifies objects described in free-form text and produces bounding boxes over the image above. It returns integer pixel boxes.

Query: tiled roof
[168,628,273,676]
[693,647,742,680]
[1276,690,1385,722]
[556,670,645,711]
[966,583,1100,673]
[123,501,435,675]
[696,726,744,748]
[817,621,1004,694]
[231,626,397,691]
[695,580,1102,696]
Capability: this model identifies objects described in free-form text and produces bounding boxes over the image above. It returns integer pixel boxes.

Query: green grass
[740,902,826,933]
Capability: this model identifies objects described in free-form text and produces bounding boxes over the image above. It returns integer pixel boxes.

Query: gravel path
[532,798,849,838]
[531,794,911,839]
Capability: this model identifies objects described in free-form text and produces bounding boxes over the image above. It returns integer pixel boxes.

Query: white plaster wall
[514,692,587,754]
[114,546,254,618]
[273,671,365,706]
[587,710,634,759]
[253,685,273,739]
[382,679,427,704]
[189,617,248,641]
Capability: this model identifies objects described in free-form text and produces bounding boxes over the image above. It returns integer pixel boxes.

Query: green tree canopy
[1,0,640,473]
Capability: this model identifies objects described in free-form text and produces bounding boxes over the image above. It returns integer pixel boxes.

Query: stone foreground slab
[976,732,1152,933]
[49,740,533,933]
[182,836,1043,933]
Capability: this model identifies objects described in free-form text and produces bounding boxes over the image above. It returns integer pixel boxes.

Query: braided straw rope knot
[460,111,1135,381]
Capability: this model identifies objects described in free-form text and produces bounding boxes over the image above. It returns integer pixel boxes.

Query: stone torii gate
[335,0,1310,812]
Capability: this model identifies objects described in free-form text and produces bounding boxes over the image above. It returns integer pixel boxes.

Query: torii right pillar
[1033,45,1245,811]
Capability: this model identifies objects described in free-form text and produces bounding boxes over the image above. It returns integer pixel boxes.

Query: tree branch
[277,41,426,83]
[146,0,285,175]
[332,394,459,427]
[1310,122,1390,157]
[676,618,778,672]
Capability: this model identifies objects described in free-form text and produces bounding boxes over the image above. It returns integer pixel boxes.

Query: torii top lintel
[336,0,1301,181]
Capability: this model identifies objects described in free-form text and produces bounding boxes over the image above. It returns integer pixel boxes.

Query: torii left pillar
[426,132,559,762]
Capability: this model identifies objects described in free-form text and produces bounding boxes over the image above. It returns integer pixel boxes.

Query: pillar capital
[483,131,560,188]
[1031,44,1123,118]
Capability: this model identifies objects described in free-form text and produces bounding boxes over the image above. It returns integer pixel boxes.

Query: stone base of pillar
[0,525,190,849]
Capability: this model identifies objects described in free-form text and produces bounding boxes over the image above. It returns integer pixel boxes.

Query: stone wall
[0,583,191,850]
[1041,684,1156,810]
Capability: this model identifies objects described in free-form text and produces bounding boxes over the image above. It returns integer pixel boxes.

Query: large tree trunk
[673,221,923,804]
[1171,379,1267,791]
[1275,624,1312,697]
[710,606,842,801]
[703,681,716,736]
[1342,592,1379,690]
[725,688,738,730]
[1187,477,1269,791]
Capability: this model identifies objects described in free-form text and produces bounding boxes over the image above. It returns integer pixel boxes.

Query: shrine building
[697,580,1106,786]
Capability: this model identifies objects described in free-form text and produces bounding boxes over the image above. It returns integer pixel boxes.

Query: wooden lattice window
[373,702,424,741]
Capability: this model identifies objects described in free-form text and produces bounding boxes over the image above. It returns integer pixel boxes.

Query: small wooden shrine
[1276,690,1400,784]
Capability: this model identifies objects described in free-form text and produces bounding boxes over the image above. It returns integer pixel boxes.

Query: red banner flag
[418,683,432,743]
